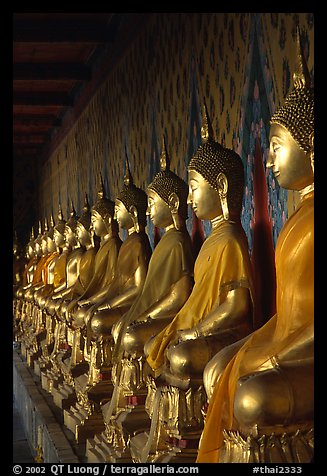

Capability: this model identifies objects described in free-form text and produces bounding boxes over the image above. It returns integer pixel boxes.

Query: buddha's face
[53,229,65,248]
[187,169,222,220]
[41,238,48,255]
[91,210,108,237]
[146,189,173,229]
[114,199,133,230]
[64,226,77,246]
[268,123,313,190]
[27,244,34,258]
[35,240,42,256]
[76,223,89,246]
[47,237,56,253]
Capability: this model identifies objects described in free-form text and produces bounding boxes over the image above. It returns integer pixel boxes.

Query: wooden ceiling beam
[13,116,62,127]
[14,63,91,80]
[13,26,116,43]
[13,92,74,106]
[14,134,49,144]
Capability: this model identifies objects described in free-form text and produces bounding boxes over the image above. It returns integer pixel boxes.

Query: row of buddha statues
[13,32,314,464]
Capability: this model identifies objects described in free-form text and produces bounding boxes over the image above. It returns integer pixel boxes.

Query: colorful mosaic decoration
[38,13,314,253]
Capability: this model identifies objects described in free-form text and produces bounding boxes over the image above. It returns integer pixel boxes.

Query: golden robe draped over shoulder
[113,228,194,364]
[41,251,59,285]
[104,231,152,301]
[31,255,51,285]
[146,221,255,375]
[81,236,122,298]
[196,191,314,463]
[53,251,69,288]
[69,248,97,297]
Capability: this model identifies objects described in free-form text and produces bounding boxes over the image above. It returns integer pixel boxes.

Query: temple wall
[37,13,314,251]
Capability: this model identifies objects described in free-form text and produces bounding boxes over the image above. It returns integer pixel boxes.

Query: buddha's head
[13,231,23,258]
[268,28,314,191]
[188,101,244,222]
[34,221,44,257]
[147,136,188,230]
[46,214,57,253]
[64,201,79,247]
[26,228,36,259]
[91,175,116,237]
[41,218,50,255]
[114,155,148,232]
[53,204,67,249]
[76,193,92,246]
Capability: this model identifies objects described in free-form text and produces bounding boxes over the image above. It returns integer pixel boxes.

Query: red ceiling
[13,13,150,162]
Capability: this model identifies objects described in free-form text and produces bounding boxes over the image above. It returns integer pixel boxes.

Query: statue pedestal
[63,403,106,443]
[86,430,134,463]
[40,368,63,393]
[52,382,76,409]
[129,430,199,463]
[26,347,41,368]
[86,432,116,462]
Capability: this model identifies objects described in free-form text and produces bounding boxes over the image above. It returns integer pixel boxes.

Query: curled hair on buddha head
[35,220,44,246]
[54,203,67,236]
[47,213,56,240]
[188,98,244,218]
[78,193,91,232]
[116,150,148,229]
[65,200,79,233]
[42,217,49,240]
[270,27,314,158]
[91,173,115,221]
[148,135,189,220]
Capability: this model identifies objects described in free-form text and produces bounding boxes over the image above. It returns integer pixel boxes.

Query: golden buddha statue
[26,217,60,367]
[197,29,314,464]
[87,137,194,463]
[33,216,59,311]
[50,195,98,409]
[131,102,256,463]
[40,204,85,390]
[13,231,27,290]
[20,220,54,361]
[13,229,37,341]
[67,176,122,333]
[62,176,122,439]
[65,159,152,444]
[39,207,70,391]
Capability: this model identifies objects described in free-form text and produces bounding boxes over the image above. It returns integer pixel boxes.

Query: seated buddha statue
[33,215,59,312]
[13,231,27,292]
[20,221,52,359]
[64,159,152,444]
[42,205,69,318]
[67,175,122,335]
[13,229,37,340]
[86,156,152,382]
[55,193,97,368]
[86,137,194,463]
[22,221,46,308]
[49,195,98,408]
[131,103,256,463]
[26,217,60,366]
[196,30,314,464]
[14,228,39,323]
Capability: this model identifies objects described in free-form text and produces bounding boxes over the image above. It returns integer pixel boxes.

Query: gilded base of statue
[86,431,133,463]
[63,403,106,443]
[52,382,77,409]
[26,347,42,369]
[218,427,314,463]
[40,367,63,393]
